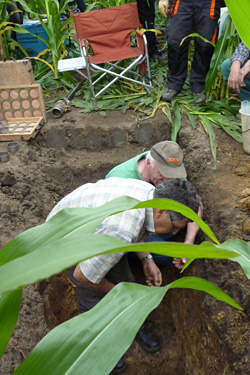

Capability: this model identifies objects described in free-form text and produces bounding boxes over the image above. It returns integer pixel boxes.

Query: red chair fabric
[73,3,145,65]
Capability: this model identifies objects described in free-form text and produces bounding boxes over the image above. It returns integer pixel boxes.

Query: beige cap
[150,141,187,178]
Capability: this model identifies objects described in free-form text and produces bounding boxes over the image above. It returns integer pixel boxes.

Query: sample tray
[0,84,47,121]
[0,117,43,141]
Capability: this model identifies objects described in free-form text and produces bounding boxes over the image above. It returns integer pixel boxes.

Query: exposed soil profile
[0,108,250,375]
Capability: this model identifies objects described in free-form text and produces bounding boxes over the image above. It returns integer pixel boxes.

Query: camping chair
[57,2,153,111]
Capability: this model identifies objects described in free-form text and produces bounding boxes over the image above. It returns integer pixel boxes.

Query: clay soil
[0,107,250,375]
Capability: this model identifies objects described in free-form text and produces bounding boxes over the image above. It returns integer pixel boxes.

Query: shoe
[150,50,163,61]
[193,92,206,104]
[135,327,161,353]
[162,88,179,102]
[112,356,127,373]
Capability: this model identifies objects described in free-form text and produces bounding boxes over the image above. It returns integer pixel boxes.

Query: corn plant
[0,0,22,58]
[12,0,76,78]
[0,196,250,374]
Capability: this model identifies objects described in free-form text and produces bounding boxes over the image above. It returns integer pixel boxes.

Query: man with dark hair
[47,177,200,373]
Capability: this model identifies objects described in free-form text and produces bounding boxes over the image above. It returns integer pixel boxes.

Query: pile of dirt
[0,108,250,375]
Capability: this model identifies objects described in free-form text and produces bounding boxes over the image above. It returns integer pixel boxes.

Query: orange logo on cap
[168,158,180,163]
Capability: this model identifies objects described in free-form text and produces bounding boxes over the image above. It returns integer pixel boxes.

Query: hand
[142,259,162,286]
[158,0,169,18]
[228,60,242,93]
[172,257,187,270]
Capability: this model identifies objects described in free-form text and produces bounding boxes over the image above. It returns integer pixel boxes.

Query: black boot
[136,326,161,353]
[112,356,127,373]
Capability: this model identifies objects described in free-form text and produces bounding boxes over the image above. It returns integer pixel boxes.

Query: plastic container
[239,109,250,154]
[16,19,67,57]
[16,22,49,57]
[0,152,9,162]
[8,142,19,153]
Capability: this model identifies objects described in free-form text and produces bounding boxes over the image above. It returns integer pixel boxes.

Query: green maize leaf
[199,115,217,167]
[171,100,182,142]
[12,278,242,375]
[0,236,239,295]
[0,289,22,358]
[225,0,250,49]
[0,196,140,265]
[162,104,172,124]
[181,105,197,131]
[182,239,250,279]
[134,198,218,243]
[180,33,215,47]
[205,14,232,92]
[0,196,219,266]
[216,238,250,279]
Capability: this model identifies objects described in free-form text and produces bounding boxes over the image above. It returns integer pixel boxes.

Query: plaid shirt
[47,178,155,283]
[231,42,250,65]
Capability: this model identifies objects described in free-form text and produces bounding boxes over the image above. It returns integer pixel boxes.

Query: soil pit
[0,109,250,375]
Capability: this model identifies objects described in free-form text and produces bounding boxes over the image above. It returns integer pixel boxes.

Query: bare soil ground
[0,107,250,375]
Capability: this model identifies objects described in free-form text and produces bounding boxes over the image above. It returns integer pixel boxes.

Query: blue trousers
[145,233,175,267]
[221,58,250,101]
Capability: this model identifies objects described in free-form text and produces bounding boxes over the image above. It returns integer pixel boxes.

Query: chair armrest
[135,29,145,53]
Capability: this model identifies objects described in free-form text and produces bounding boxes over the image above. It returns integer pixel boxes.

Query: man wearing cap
[106,141,186,185]
[106,140,203,269]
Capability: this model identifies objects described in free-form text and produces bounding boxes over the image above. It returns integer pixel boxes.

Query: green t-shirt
[106,151,149,180]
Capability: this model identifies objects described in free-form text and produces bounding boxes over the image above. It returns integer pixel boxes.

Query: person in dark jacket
[159,0,225,103]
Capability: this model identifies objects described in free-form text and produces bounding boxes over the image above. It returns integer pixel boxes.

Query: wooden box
[0,60,35,86]
[0,84,47,141]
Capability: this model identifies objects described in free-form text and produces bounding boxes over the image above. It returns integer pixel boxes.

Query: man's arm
[173,201,203,270]
[74,264,115,295]
[136,252,162,286]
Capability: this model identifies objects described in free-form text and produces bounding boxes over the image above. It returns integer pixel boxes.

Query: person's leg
[221,59,250,101]
[75,0,86,12]
[65,266,103,313]
[7,1,24,24]
[166,1,194,92]
[190,1,220,94]
[238,81,250,101]
[221,58,231,81]
[136,0,160,57]
[107,255,161,353]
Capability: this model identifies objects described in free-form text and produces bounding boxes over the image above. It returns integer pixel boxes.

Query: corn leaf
[199,115,217,167]
[225,0,250,48]
[0,289,22,358]
[0,236,239,296]
[205,13,232,92]
[171,99,182,142]
[12,278,242,375]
